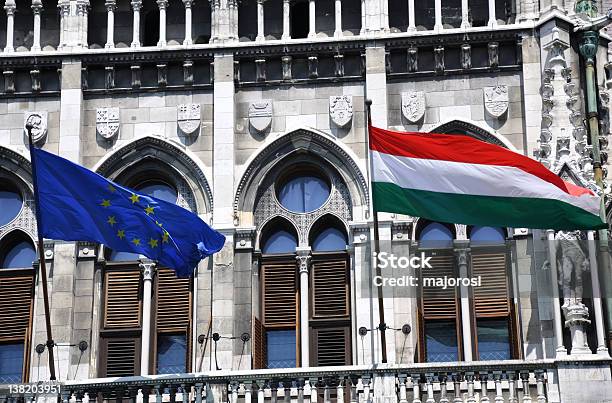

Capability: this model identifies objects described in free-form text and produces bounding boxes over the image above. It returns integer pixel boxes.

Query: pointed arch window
[277,173,330,214]
[0,180,22,227]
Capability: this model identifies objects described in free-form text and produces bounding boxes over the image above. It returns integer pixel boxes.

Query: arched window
[262,230,298,254]
[1,240,35,269]
[277,174,330,213]
[312,227,347,252]
[0,181,23,227]
[135,181,178,204]
[419,222,453,248]
[470,226,505,245]
[108,250,140,262]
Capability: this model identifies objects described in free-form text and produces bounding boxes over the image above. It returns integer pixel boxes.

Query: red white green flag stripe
[369,126,606,230]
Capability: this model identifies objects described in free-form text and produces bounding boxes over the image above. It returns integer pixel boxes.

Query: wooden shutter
[103,269,141,329]
[312,327,350,366]
[0,274,34,342]
[471,249,510,317]
[101,337,140,377]
[262,260,297,327]
[421,253,457,319]
[252,316,266,369]
[155,269,191,332]
[311,257,349,319]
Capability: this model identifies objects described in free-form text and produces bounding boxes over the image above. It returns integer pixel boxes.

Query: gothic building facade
[0,0,612,402]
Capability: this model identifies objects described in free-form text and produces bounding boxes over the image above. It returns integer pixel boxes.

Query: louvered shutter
[471,249,510,317]
[103,269,141,329]
[421,253,457,319]
[312,327,350,366]
[101,337,141,377]
[0,274,34,342]
[155,269,191,332]
[311,257,349,319]
[252,316,266,369]
[262,260,297,327]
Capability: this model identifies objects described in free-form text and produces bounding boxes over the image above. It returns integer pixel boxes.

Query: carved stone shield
[23,111,48,144]
[249,100,273,133]
[329,95,353,128]
[484,85,509,118]
[177,103,201,136]
[96,107,120,140]
[401,91,426,123]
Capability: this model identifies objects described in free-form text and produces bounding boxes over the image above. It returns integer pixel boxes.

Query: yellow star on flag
[148,238,159,248]
[145,205,155,215]
[132,238,141,246]
[100,199,111,208]
[130,193,140,204]
[162,231,169,243]
[107,216,116,226]
[117,229,125,239]
[108,184,116,193]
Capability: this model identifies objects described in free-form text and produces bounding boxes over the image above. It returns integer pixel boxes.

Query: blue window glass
[477,319,511,360]
[0,187,22,227]
[420,223,453,248]
[108,250,140,261]
[263,230,297,254]
[425,321,458,362]
[2,241,36,269]
[136,182,178,204]
[266,330,296,369]
[0,343,24,383]
[470,226,505,245]
[278,176,330,213]
[156,334,187,374]
[312,227,347,252]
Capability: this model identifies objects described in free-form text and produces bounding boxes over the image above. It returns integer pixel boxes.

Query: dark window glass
[312,227,347,252]
[420,223,453,248]
[278,176,330,213]
[156,334,187,374]
[266,330,296,368]
[291,1,309,38]
[425,321,458,362]
[136,181,178,204]
[0,343,24,383]
[477,319,511,360]
[2,241,35,269]
[470,226,505,245]
[0,187,22,227]
[108,250,140,262]
[263,230,297,254]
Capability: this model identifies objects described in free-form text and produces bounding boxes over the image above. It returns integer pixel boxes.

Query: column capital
[139,259,157,280]
[183,0,194,7]
[131,0,143,11]
[157,0,169,9]
[105,0,117,11]
[31,0,43,13]
[296,247,311,274]
[4,0,15,14]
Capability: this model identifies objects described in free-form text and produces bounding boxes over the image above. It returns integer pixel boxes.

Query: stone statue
[555,230,589,307]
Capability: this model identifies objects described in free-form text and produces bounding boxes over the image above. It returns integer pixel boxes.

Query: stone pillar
[434,0,443,31]
[131,0,142,47]
[360,0,365,34]
[77,0,90,48]
[58,0,71,49]
[365,45,388,127]
[487,0,496,27]
[59,61,83,162]
[407,0,415,31]
[455,240,472,361]
[308,0,315,38]
[256,0,265,42]
[547,230,568,356]
[334,0,342,37]
[3,0,15,53]
[460,0,470,28]
[587,231,609,355]
[105,0,116,48]
[297,247,311,367]
[562,303,591,355]
[282,0,290,39]
[157,0,168,47]
[139,259,156,375]
[183,0,193,45]
[32,0,43,51]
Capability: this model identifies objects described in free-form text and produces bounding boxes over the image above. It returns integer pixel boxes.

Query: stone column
[434,0,443,31]
[256,0,265,42]
[59,61,83,162]
[334,0,342,37]
[3,0,15,53]
[31,0,43,51]
[58,0,71,49]
[546,230,568,356]
[587,231,609,355]
[308,0,315,38]
[407,0,415,32]
[365,45,388,127]
[460,0,470,28]
[455,240,472,361]
[282,0,290,39]
[562,303,591,355]
[78,0,90,48]
[487,0,496,27]
[360,0,365,34]
[105,0,116,49]
[131,0,142,47]
[157,0,168,47]
[297,247,311,367]
[139,259,156,375]
[183,0,193,45]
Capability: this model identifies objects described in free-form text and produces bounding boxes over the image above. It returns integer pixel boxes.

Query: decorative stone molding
[96,107,120,141]
[177,103,201,137]
[329,96,353,128]
[483,85,509,118]
[139,259,157,280]
[296,249,311,274]
[235,227,256,250]
[77,242,98,259]
[401,91,426,124]
[562,302,591,355]
[24,111,48,145]
[0,151,37,241]
[461,43,471,70]
[249,100,273,133]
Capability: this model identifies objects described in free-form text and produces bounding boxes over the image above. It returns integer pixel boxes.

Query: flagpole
[364,99,388,363]
[26,123,57,381]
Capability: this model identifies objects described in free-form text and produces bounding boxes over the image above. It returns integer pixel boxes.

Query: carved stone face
[24,111,48,144]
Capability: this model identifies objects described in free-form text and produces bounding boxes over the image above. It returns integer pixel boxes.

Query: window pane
[420,223,453,248]
[266,330,296,368]
[108,250,140,261]
[477,319,511,360]
[470,226,505,245]
[2,241,36,269]
[312,227,347,252]
[263,230,297,254]
[136,182,178,204]
[278,176,330,213]
[0,343,24,383]
[425,321,458,362]
[157,334,187,374]
[0,188,22,227]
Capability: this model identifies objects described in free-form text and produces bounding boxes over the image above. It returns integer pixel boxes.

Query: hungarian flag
[369,126,606,230]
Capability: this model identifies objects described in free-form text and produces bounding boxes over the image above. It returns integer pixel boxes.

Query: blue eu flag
[31,147,226,277]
